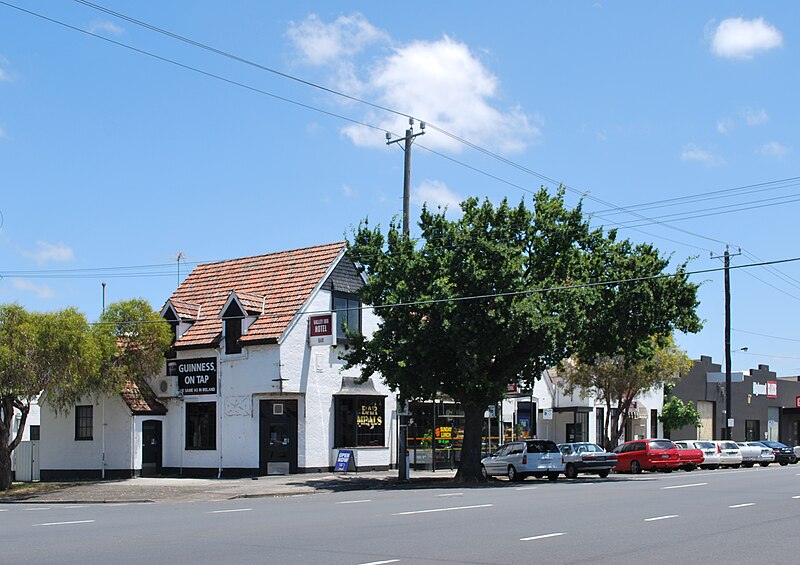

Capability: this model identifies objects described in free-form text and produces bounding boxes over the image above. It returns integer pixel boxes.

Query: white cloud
[680,143,724,165]
[23,241,75,264]
[288,15,539,155]
[0,68,9,82]
[0,126,5,139]
[88,19,124,37]
[741,106,768,126]
[711,17,783,60]
[716,117,735,134]
[757,141,790,158]
[12,279,54,299]
[412,179,462,212]
[287,13,388,66]
[341,184,355,198]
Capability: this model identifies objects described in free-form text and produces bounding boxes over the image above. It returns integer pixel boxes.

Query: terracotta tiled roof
[170,300,202,320]
[120,380,167,415]
[236,291,267,314]
[168,242,345,349]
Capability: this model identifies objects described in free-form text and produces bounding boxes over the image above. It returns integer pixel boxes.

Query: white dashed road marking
[393,504,492,516]
[207,508,252,514]
[520,532,566,542]
[337,500,372,504]
[644,515,678,522]
[34,520,95,527]
[661,483,707,490]
[729,503,755,508]
[357,560,400,565]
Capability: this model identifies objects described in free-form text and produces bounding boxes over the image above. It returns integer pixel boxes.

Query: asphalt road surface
[2,465,798,564]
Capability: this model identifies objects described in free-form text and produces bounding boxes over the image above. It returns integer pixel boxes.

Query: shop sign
[309,313,335,346]
[175,357,217,395]
[796,396,800,409]
[357,401,383,428]
[543,408,553,420]
[753,382,767,396]
[334,449,354,472]
[767,381,778,398]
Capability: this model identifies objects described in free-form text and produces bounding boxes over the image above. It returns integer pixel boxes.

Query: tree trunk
[455,403,487,483]
[0,440,11,491]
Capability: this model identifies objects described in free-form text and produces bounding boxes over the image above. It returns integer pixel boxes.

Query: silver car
[736,441,775,467]
[559,442,617,478]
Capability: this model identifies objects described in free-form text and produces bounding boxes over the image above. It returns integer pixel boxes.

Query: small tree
[659,381,701,438]
[0,299,171,490]
[560,335,694,450]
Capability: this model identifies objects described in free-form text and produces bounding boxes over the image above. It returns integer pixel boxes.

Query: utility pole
[386,118,425,480]
[712,246,741,440]
[386,118,425,236]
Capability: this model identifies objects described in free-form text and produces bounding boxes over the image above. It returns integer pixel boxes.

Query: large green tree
[0,299,170,490]
[346,189,603,482]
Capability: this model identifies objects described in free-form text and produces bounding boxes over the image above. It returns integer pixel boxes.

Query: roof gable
[168,242,346,349]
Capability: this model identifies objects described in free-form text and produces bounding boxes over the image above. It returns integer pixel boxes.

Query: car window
[561,445,572,455]
[648,440,674,450]
[721,442,738,449]
[526,440,559,453]
[696,441,715,449]
[495,445,511,457]
[510,445,524,455]
[631,441,645,451]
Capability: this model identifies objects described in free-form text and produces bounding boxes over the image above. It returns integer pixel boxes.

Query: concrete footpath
[1,469,460,504]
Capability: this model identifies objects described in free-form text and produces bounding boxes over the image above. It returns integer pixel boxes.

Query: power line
[732,328,800,343]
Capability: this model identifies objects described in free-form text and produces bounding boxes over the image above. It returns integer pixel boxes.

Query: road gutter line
[520,532,566,542]
[661,483,707,490]
[393,504,492,516]
[644,515,678,522]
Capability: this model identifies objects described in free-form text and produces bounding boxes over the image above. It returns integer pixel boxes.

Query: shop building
[668,355,800,445]
[39,242,394,479]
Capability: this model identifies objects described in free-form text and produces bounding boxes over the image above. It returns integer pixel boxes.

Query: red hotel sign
[309,313,335,346]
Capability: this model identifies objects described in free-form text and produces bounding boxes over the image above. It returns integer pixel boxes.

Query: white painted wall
[39,395,134,473]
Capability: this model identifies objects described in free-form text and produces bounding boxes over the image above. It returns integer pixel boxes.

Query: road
[2,465,798,564]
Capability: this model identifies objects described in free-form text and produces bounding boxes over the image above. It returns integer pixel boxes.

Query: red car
[673,441,705,471]
[612,439,681,473]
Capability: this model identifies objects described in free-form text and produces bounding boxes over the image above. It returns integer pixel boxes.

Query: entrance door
[259,400,298,475]
[141,420,162,476]
[697,401,714,441]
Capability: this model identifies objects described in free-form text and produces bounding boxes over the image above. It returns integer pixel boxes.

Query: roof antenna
[176,252,185,286]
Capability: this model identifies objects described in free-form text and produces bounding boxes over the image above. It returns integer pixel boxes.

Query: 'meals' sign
[309,313,335,346]
[176,357,217,395]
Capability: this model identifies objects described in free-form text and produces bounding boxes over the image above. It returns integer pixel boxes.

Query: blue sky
[1,2,798,376]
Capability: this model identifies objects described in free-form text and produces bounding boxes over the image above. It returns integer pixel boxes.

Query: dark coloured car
[759,440,798,466]
[559,442,618,478]
[613,439,681,473]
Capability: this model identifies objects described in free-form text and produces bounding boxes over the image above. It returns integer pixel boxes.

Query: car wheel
[508,465,521,482]
[481,465,488,480]
[790,455,798,464]
[663,468,673,473]
[630,460,642,474]
[759,462,770,467]
[565,463,577,479]
[742,462,754,468]
[547,472,559,482]
[598,469,610,478]
[532,473,543,479]
[780,461,788,466]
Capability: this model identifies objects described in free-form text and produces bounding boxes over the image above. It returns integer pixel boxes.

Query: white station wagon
[481,439,565,482]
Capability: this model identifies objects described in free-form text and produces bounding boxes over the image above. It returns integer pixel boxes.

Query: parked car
[711,440,743,468]
[559,442,618,478]
[612,439,681,473]
[673,441,705,471]
[736,442,775,467]
[794,445,800,460]
[760,440,798,466]
[481,439,565,482]
[684,440,722,470]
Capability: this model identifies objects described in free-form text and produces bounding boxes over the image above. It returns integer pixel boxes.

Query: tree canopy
[0,299,170,490]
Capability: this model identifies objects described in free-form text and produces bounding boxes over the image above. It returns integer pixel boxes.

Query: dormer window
[333,292,361,341]
[223,301,245,354]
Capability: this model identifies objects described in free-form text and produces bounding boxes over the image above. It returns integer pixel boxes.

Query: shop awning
[333,376,387,397]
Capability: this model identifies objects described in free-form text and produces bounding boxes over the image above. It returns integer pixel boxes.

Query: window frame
[333,395,385,448]
[74,405,93,441]
[332,292,362,342]
[185,401,217,450]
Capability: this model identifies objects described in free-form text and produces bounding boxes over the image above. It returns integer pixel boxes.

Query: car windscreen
[721,442,738,449]
[762,441,785,448]
[696,442,715,449]
[526,441,559,453]
[648,440,674,450]
[575,443,604,453]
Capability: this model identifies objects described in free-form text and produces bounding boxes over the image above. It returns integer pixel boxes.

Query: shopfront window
[186,402,216,450]
[334,396,385,447]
